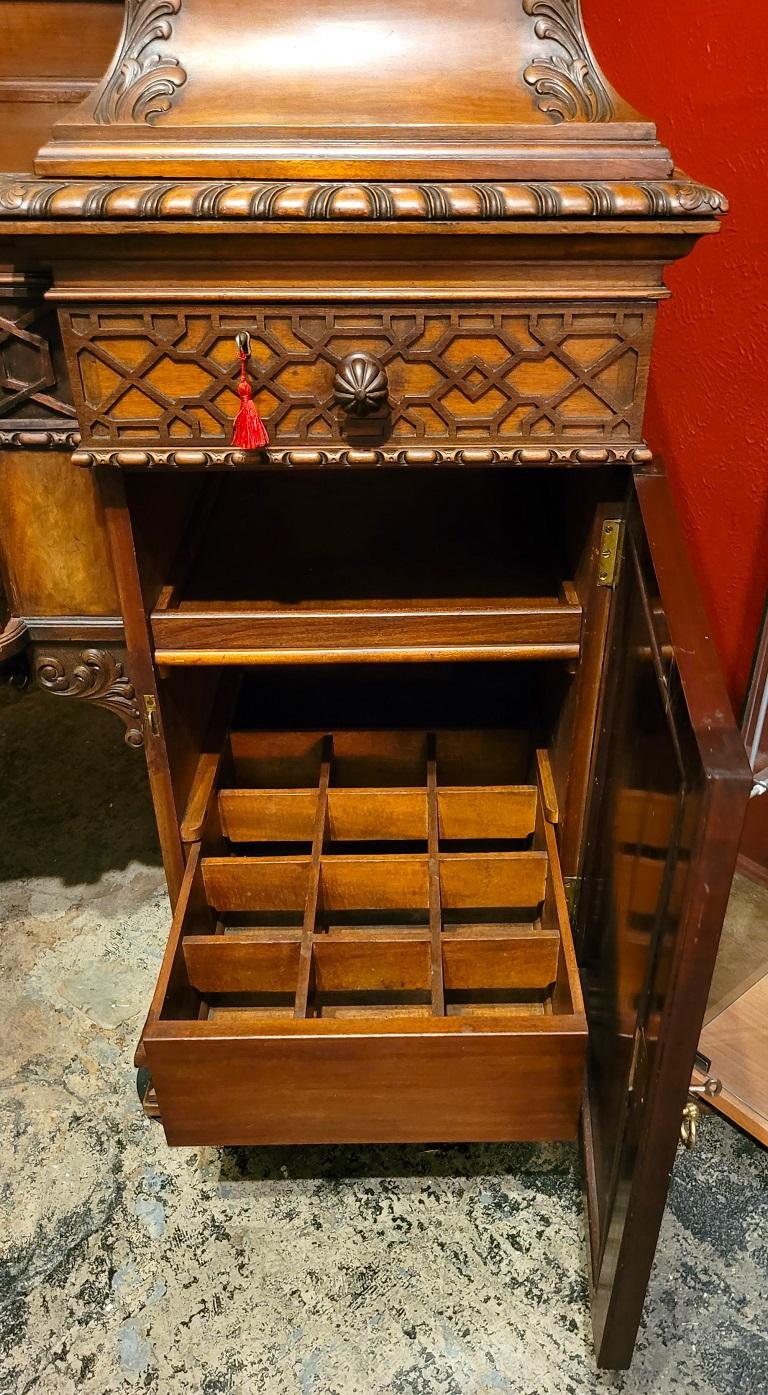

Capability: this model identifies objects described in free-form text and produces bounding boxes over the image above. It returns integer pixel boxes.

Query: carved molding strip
[72,443,653,471]
[93,0,186,126]
[0,427,81,449]
[522,0,613,123]
[35,646,144,747]
[26,616,124,643]
[0,178,728,223]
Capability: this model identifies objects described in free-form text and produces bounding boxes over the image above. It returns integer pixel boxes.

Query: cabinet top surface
[33,0,672,181]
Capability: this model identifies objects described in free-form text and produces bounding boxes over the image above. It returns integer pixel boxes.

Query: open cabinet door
[579,467,751,1369]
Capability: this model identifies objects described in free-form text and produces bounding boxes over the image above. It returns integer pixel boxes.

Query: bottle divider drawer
[142,729,587,1146]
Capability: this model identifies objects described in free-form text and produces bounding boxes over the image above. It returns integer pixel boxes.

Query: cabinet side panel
[0,452,119,615]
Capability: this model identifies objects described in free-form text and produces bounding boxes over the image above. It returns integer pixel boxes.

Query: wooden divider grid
[184,733,566,1016]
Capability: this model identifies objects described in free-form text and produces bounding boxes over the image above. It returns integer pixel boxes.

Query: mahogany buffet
[0,0,749,1369]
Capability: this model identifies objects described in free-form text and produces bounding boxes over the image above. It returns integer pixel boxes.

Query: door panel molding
[580,467,750,1369]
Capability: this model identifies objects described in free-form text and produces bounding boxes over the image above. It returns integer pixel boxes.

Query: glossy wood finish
[143,739,587,1144]
[0,1,122,173]
[0,1,743,1370]
[579,469,751,1369]
[99,467,184,897]
[59,300,656,452]
[145,1018,587,1147]
[698,977,768,1148]
[0,451,118,614]
[37,0,670,179]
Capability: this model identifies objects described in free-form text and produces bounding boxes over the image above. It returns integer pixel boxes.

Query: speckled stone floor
[1,685,767,1395]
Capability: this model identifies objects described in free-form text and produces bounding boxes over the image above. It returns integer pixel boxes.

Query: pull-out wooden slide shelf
[142,730,586,1146]
[150,475,582,666]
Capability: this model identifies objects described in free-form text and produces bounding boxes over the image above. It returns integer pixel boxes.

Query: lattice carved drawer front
[60,302,654,460]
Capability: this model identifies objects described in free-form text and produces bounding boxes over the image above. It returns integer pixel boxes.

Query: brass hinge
[143,693,159,737]
[564,875,581,922]
[597,519,624,588]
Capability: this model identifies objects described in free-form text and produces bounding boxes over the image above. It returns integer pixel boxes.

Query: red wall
[584,0,768,708]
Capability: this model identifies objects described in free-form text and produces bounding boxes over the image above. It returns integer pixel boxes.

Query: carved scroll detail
[94,0,186,125]
[522,0,614,122]
[35,647,144,747]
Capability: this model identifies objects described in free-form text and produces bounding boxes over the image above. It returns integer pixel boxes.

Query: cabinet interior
[149,661,582,1028]
[136,467,622,1142]
[129,469,616,664]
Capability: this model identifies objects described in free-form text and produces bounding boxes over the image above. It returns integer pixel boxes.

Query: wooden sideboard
[0,0,751,1369]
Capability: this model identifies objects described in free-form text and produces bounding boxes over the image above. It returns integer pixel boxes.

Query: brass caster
[680,1100,700,1149]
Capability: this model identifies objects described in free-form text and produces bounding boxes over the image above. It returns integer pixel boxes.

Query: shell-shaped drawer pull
[334,352,388,417]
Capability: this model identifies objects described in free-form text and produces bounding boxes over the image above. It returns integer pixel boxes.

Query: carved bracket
[94,0,187,126]
[0,613,28,664]
[34,646,144,747]
[522,0,614,123]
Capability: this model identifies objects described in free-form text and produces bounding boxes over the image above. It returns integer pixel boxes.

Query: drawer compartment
[150,472,583,664]
[61,301,653,456]
[142,727,586,1146]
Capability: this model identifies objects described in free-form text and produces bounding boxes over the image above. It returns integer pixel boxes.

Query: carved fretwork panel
[60,303,654,450]
[0,280,78,447]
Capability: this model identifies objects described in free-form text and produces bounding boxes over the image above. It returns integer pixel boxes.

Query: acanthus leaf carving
[522,0,614,123]
[35,647,144,747]
[94,0,186,126]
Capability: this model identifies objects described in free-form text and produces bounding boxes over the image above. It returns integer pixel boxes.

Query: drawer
[141,727,587,1146]
[150,473,583,665]
[61,300,654,461]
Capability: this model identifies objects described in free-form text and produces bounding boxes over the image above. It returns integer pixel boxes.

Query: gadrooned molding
[0,177,727,224]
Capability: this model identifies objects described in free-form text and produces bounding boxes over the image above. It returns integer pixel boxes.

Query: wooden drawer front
[143,734,586,1146]
[145,1023,585,1147]
[61,302,654,453]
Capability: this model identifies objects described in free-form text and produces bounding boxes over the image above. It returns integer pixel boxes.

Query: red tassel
[231,348,269,449]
